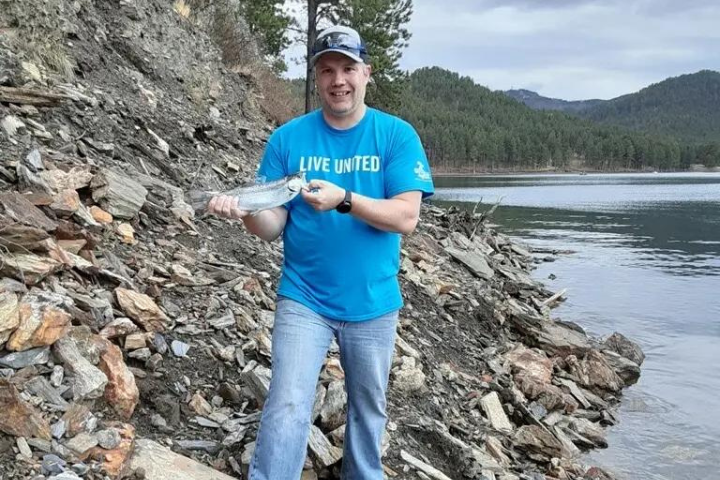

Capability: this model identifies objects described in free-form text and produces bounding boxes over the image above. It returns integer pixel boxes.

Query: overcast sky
[285,0,720,101]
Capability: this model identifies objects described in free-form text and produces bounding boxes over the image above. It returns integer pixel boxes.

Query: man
[207,25,434,480]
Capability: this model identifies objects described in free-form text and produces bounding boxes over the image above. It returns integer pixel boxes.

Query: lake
[433,173,720,480]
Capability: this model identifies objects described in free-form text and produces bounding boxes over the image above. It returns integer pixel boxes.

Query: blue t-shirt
[257,107,434,321]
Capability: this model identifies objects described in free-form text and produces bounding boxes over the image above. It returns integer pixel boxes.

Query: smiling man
[207,25,434,480]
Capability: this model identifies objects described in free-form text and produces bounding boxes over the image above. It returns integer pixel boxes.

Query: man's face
[315,52,371,118]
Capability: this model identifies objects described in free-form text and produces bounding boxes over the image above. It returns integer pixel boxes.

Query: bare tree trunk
[305,0,318,113]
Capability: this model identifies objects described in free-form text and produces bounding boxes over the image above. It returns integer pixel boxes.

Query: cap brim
[310,49,364,66]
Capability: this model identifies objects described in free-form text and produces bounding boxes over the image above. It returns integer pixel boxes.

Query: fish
[189,172,307,214]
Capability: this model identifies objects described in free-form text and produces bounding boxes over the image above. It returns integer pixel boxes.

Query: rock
[0,378,51,439]
[1,114,25,137]
[65,431,99,456]
[446,246,494,280]
[84,422,135,477]
[134,172,194,221]
[124,332,147,350]
[115,288,169,332]
[523,319,592,357]
[40,166,94,194]
[90,169,148,219]
[146,353,163,371]
[50,189,82,217]
[89,206,113,224]
[514,425,565,460]
[0,346,50,368]
[0,278,27,294]
[96,428,122,449]
[505,344,553,384]
[516,376,578,413]
[396,335,421,358]
[100,317,139,339]
[308,425,343,468]
[117,222,136,244]
[0,192,58,232]
[16,436,32,458]
[189,392,213,416]
[52,419,67,439]
[568,351,624,392]
[171,339,189,357]
[242,365,271,404]
[62,404,96,437]
[67,326,102,365]
[0,252,63,285]
[0,291,20,344]
[400,450,453,480]
[25,376,69,409]
[480,391,513,432]
[53,336,108,400]
[98,338,139,419]
[319,380,347,431]
[393,356,426,393]
[324,357,345,380]
[42,454,67,475]
[7,290,72,351]
[601,350,641,386]
[57,239,87,254]
[0,222,51,254]
[51,365,65,387]
[602,332,645,365]
[128,439,236,480]
[176,439,220,454]
[566,417,608,448]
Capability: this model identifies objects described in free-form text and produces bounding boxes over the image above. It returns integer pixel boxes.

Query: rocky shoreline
[0,1,644,479]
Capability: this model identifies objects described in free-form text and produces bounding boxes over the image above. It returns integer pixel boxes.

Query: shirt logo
[414,161,431,181]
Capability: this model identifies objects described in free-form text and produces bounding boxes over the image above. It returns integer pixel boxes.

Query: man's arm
[242,207,287,242]
[206,195,287,242]
[300,180,422,235]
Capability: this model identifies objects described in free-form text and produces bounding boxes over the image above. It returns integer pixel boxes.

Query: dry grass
[253,66,303,124]
[24,37,75,82]
[173,0,191,19]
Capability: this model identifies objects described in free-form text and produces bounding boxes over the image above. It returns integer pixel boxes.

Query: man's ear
[364,64,372,78]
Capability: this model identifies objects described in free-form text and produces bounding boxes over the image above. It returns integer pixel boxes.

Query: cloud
[400,0,720,99]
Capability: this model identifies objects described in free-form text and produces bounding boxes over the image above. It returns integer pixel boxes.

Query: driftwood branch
[0,86,71,106]
[469,195,504,241]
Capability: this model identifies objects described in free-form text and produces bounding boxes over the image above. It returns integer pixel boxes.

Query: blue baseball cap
[310,26,369,66]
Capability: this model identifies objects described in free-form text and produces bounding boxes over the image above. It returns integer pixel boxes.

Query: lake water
[433,173,720,480]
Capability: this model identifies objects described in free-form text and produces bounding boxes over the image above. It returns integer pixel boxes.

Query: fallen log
[0,86,70,106]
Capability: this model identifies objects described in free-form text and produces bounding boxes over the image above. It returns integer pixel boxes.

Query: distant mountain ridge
[504,70,720,145]
[503,88,605,113]
[577,70,720,144]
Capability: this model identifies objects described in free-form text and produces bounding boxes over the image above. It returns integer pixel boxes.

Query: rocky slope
[0,1,644,479]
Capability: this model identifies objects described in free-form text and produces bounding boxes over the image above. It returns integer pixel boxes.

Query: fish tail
[187,190,215,214]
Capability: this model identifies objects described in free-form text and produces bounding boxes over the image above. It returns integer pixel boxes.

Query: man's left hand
[301,179,345,212]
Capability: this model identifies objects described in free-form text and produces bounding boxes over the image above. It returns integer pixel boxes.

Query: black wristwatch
[336,190,352,214]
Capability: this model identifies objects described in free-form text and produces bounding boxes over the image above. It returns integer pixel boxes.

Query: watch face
[337,201,352,214]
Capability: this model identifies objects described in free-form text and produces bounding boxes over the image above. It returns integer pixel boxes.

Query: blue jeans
[249,297,399,480]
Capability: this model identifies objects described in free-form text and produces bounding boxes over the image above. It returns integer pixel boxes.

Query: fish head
[286,172,307,193]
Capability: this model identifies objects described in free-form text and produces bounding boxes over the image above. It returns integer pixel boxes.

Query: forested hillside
[578,70,720,145]
[397,67,714,172]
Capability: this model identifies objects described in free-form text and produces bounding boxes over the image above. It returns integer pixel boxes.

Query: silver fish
[189,172,307,214]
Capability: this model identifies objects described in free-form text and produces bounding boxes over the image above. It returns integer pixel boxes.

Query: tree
[238,0,293,71]
[328,0,413,111]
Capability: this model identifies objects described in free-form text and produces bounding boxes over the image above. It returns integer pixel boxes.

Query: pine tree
[238,0,293,71]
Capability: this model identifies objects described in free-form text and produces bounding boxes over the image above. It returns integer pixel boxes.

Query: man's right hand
[206,195,249,220]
